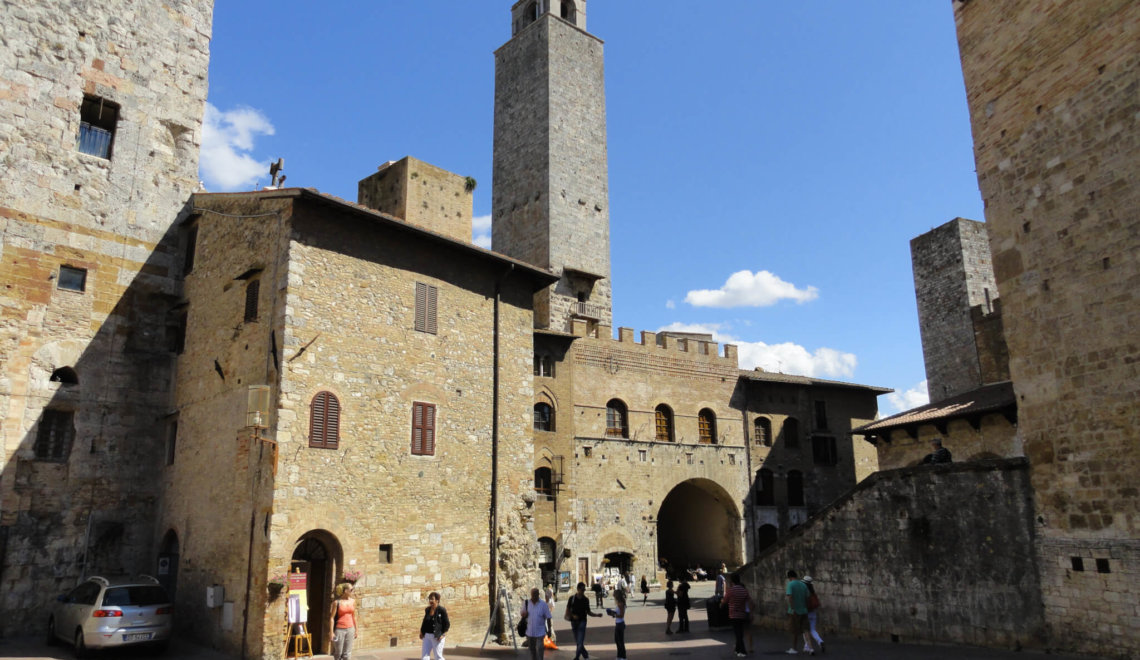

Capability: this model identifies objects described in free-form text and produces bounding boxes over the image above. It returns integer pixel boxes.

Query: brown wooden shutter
[412,402,436,455]
[244,279,260,322]
[415,282,438,334]
[310,391,339,449]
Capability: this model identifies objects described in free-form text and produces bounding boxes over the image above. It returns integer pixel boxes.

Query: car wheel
[45,616,57,646]
[74,629,88,659]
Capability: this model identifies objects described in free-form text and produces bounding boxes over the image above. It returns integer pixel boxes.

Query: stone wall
[875,414,1020,472]
[357,157,474,244]
[910,218,997,402]
[0,0,212,635]
[955,2,1140,655]
[741,459,1043,650]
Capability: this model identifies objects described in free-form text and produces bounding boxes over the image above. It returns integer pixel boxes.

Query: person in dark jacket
[921,438,952,464]
[418,591,450,660]
[566,581,603,660]
[676,580,691,632]
[663,580,677,634]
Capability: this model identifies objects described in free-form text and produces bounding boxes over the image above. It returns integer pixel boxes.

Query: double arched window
[309,391,340,449]
[698,408,717,444]
[605,399,629,438]
[654,404,675,442]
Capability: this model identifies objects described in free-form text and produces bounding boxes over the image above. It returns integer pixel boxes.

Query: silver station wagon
[47,575,172,656]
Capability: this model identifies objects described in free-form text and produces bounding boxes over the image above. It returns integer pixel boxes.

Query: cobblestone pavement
[0,583,1108,660]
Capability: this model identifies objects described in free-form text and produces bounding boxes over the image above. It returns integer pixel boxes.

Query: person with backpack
[802,576,825,654]
[565,581,603,660]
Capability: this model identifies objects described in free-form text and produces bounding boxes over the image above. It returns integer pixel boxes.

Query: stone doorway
[656,478,742,571]
[291,531,342,652]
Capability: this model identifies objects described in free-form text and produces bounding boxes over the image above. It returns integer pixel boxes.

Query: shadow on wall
[738,458,1044,651]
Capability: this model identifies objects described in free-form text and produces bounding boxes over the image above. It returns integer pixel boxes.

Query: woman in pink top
[329,583,360,660]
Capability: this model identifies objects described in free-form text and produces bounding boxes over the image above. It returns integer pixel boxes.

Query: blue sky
[201,2,985,416]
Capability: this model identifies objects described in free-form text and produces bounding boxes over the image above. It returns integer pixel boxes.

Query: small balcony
[572,301,605,320]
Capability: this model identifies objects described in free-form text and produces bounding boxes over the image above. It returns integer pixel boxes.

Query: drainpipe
[490,264,514,611]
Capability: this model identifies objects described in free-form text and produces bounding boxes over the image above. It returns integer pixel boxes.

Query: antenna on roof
[269,158,285,188]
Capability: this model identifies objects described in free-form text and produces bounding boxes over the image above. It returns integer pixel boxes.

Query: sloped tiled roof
[739,369,893,394]
[853,381,1016,441]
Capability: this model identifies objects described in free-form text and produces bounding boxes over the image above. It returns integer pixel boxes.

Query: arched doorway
[157,530,179,600]
[656,478,742,571]
[292,531,343,652]
[755,524,778,554]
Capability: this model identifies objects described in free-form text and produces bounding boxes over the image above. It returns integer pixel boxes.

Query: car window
[102,586,170,607]
[71,582,101,605]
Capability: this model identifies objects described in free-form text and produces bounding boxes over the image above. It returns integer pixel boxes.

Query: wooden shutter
[415,282,438,334]
[412,402,436,455]
[309,391,339,449]
[244,279,260,322]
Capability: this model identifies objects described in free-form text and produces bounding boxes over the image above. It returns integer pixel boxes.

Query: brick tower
[492,0,613,332]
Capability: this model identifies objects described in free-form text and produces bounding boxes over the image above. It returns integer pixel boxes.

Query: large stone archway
[657,478,742,570]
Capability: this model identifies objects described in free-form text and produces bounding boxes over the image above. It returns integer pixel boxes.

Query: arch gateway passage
[656,479,742,571]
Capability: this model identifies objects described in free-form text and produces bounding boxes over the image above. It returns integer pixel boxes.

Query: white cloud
[684,270,819,308]
[656,322,856,379]
[472,214,492,249]
[882,380,930,416]
[199,103,275,191]
[665,299,676,309]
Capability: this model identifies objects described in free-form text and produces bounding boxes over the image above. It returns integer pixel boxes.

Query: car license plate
[123,633,153,642]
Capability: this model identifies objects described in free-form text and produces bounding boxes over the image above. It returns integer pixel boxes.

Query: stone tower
[955,1,1140,656]
[492,0,613,332]
[910,217,1000,402]
[0,0,213,633]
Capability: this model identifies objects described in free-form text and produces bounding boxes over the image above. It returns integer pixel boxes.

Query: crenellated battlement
[569,319,739,367]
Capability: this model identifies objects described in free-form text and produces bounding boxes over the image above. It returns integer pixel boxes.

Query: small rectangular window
[812,436,838,466]
[814,401,829,430]
[411,401,436,455]
[583,447,592,458]
[379,544,393,564]
[78,95,119,159]
[1096,558,1111,574]
[58,266,87,292]
[415,282,438,334]
[244,279,260,322]
[34,409,75,461]
[686,453,694,465]
[728,454,736,465]
[638,449,647,462]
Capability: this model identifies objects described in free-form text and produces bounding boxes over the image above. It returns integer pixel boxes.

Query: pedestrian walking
[663,580,676,634]
[784,570,812,655]
[543,583,557,642]
[565,581,603,660]
[676,579,691,632]
[328,582,360,660]
[524,587,553,660]
[418,591,450,660]
[640,575,650,605]
[592,578,604,607]
[606,588,628,660]
[802,576,825,654]
[721,573,750,657]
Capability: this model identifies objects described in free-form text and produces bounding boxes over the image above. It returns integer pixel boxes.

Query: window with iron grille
[415,282,438,334]
[654,404,674,442]
[309,391,340,449]
[411,401,436,455]
[605,399,628,438]
[244,279,260,322]
[534,402,554,432]
[783,417,800,448]
[78,95,119,159]
[34,409,75,461]
[812,436,838,466]
[698,408,717,444]
[814,400,829,430]
[754,417,772,446]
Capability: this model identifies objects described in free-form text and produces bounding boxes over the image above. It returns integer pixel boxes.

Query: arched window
[756,524,779,553]
[783,417,800,449]
[654,404,674,442]
[560,0,576,22]
[535,467,553,499]
[754,417,771,446]
[50,366,79,385]
[309,391,340,449]
[538,537,557,565]
[605,399,628,438]
[534,402,554,431]
[525,1,538,23]
[755,469,775,506]
[787,470,805,506]
[698,408,717,444]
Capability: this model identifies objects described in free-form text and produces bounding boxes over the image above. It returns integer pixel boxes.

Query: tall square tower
[492,0,612,332]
